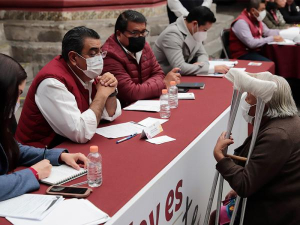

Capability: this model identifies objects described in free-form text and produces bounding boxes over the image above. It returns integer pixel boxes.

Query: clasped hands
[96,72,118,97]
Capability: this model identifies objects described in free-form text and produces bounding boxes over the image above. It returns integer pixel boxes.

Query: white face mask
[192,24,208,43]
[240,97,256,124]
[14,102,20,114]
[256,10,266,22]
[76,54,103,79]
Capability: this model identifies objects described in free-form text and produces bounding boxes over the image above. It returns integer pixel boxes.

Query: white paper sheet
[279,27,300,40]
[268,39,295,45]
[123,100,160,112]
[7,199,110,225]
[146,135,176,145]
[203,68,247,77]
[138,117,168,127]
[96,122,144,138]
[178,93,195,100]
[208,60,238,68]
[0,194,63,221]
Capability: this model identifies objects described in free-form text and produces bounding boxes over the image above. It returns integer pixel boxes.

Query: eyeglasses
[124,29,149,38]
[80,50,107,59]
[99,50,107,59]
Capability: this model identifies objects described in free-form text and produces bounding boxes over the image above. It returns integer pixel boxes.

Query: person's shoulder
[102,35,120,53]
[262,117,300,140]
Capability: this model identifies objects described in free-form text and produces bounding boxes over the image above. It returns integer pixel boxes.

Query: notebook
[41,164,87,185]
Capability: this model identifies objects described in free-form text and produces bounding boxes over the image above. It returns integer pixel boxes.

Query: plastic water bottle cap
[90,146,98,153]
[162,89,168,94]
[170,81,176,86]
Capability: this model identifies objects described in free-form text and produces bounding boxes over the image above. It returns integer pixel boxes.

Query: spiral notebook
[41,165,87,185]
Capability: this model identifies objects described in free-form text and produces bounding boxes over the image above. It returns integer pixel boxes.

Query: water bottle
[160,89,171,118]
[168,81,178,108]
[87,146,102,187]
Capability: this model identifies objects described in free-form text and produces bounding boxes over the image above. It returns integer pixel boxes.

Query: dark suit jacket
[279,2,300,24]
[217,116,300,225]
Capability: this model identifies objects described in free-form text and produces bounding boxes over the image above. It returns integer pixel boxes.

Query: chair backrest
[220,29,231,59]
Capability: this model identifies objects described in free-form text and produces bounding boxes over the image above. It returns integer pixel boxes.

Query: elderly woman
[213,74,300,224]
[263,0,289,29]
[0,54,88,201]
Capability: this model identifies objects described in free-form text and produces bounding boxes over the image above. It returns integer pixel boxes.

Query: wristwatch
[109,88,118,97]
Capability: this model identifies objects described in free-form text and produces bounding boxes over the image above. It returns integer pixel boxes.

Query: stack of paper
[123,100,160,112]
[268,39,295,45]
[0,194,63,221]
[178,93,195,100]
[7,198,110,225]
[96,122,144,138]
[208,60,238,68]
[197,60,239,77]
[279,27,300,40]
[146,135,176,145]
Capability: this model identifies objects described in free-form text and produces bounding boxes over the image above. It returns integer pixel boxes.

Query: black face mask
[126,36,146,53]
[266,2,278,11]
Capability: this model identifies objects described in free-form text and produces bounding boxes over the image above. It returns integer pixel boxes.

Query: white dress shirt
[35,76,122,144]
[167,0,213,18]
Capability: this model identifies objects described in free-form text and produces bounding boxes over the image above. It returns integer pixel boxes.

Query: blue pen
[116,133,138,144]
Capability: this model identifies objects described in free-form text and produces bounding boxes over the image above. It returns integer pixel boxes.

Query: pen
[116,133,138,144]
[43,145,47,159]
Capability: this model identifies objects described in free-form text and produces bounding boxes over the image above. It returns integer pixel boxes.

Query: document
[279,27,300,40]
[198,68,245,78]
[123,100,160,112]
[208,60,238,68]
[197,61,240,77]
[178,93,195,100]
[0,194,63,221]
[146,135,176,145]
[138,117,168,127]
[96,122,144,138]
[7,198,110,225]
[268,39,295,45]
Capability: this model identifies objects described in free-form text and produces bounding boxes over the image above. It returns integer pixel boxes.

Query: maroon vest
[229,9,264,59]
[16,56,96,148]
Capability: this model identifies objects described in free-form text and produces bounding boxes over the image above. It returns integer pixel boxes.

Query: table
[263,44,300,79]
[1,60,274,225]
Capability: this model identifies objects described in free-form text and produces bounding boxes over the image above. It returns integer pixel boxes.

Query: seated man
[153,6,230,76]
[16,26,121,148]
[230,0,284,61]
[279,0,300,24]
[102,10,181,107]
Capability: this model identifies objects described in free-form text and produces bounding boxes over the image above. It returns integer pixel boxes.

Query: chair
[220,28,231,59]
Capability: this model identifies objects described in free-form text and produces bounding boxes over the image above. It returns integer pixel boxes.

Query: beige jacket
[153,16,210,75]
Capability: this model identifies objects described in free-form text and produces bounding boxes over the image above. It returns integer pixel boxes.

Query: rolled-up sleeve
[101,99,122,122]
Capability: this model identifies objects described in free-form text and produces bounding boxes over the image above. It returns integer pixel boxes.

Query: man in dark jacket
[102,10,181,107]
[279,0,300,23]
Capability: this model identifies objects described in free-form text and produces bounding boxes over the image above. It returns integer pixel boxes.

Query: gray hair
[256,73,298,118]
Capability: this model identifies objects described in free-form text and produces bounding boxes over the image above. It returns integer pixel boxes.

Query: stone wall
[1,2,234,81]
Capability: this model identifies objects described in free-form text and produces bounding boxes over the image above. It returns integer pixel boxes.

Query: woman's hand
[60,153,88,170]
[213,132,234,162]
[31,159,52,180]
